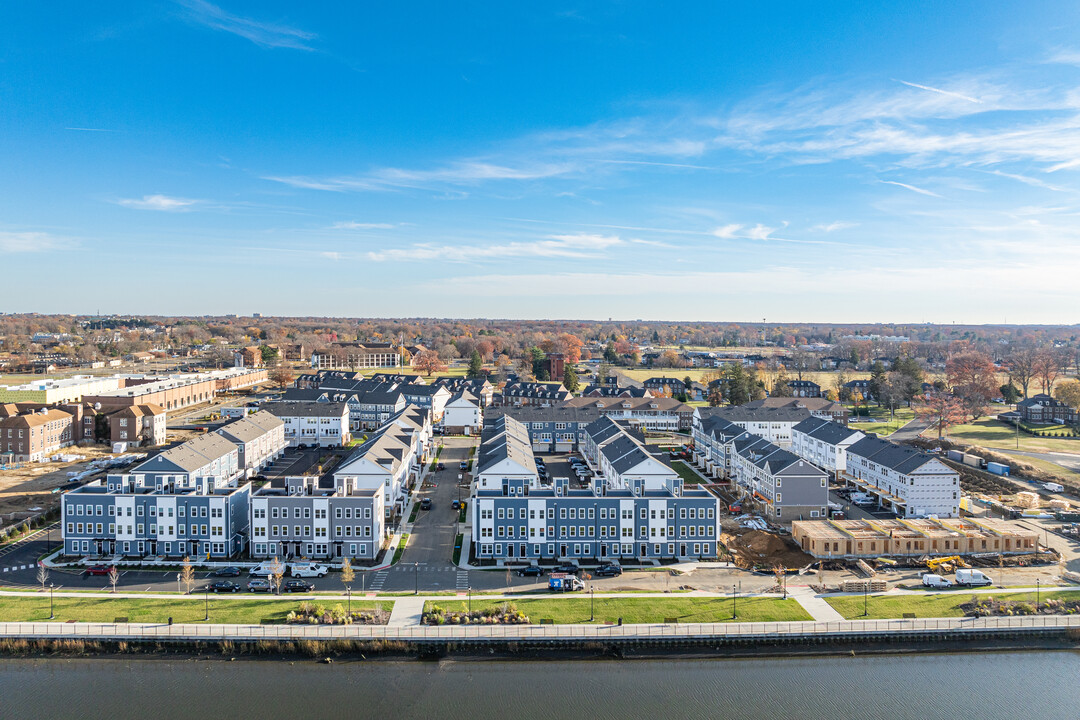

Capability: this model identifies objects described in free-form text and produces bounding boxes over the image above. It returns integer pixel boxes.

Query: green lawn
[826,590,1076,620]
[945,417,1080,454]
[392,533,409,564]
[0,595,391,623]
[425,597,811,624]
[671,460,706,485]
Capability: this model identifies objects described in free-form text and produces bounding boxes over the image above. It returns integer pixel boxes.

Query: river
[1,651,1076,719]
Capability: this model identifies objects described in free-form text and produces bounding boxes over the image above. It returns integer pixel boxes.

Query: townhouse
[690,413,750,480]
[471,416,722,563]
[787,380,822,398]
[0,408,75,461]
[214,410,287,477]
[740,397,848,424]
[333,406,433,519]
[497,381,572,407]
[560,396,695,431]
[249,475,384,562]
[108,403,167,448]
[790,417,864,476]
[485,405,603,452]
[432,376,495,407]
[843,435,960,517]
[260,401,350,447]
[440,390,483,434]
[701,405,812,447]
[580,384,653,398]
[730,438,829,523]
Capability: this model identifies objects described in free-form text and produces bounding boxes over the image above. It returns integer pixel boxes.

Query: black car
[420,497,432,510]
[206,580,240,593]
[211,566,241,577]
[552,563,580,575]
[437,462,446,471]
[451,499,462,510]
[517,565,545,577]
[283,579,315,593]
[594,563,623,577]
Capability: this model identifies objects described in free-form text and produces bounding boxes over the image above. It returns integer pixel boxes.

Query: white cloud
[320,251,341,260]
[880,180,943,198]
[330,221,396,230]
[178,0,316,51]
[264,162,575,193]
[367,232,624,262]
[811,221,858,232]
[711,223,743,239]
[897,79,982,104]
[115,194,200,211]
[0,231,69,253]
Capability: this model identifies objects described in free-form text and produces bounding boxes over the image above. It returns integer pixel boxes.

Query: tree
[340,556,355,591]
[260,345,279,366]
[269,367,295,389]
[834,371,851,402]
[466,350,483,378]
[108,566,120,593]
[788,350,814,381]
[494,354,511,379]
[562,365,580,393]
[180,556,196,594]
[269,556,286,595]
[868,361,889,405]
[529,346,547,381]
[771,366,793,397]
[893,357,924,406]
[1007,347,1039,399]
[413,349,446,377]
[597,362,612,384]
[1054,379,1080,411]
[915,392,967,439]
[999,382,1020,405]
[1034,348,1066,395]
[36,563,49,591]
[946,350,997,419]
[603,342,619,364]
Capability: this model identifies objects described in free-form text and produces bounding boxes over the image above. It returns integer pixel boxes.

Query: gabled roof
[261,401,348,418]
[713,405,813,423]
[476,415,536,475]
[792,416,862,444]
[847,435,946,475]
[137,432,236,473]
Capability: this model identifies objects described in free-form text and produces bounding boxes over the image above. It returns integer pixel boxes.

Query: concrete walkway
[787,585,845,622]
[386,597,426,626]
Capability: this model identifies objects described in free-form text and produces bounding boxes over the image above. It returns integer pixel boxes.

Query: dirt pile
[719,529,814,569]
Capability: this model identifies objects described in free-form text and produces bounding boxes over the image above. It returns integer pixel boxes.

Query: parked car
[290,562,329,578]
[420,498,432,510]
[86,565,115,576]
[283,579,315,593]
[247,579,271,592]
[517,564,545,577]
[437,462,446,471]
[594,563,623,577]
[451,500,462,510]
[211,566,241,577]
[552,563,580,575]
[207,580,241,593]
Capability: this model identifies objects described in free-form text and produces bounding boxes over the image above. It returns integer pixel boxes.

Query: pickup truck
[549,573,585,592]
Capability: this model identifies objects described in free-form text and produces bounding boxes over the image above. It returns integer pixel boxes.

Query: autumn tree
[771,366,793,397]
[1034,348,1066,395]
[1054,379,1080,411]
[1006,347,1038,399]
[915,392,967,439]
[413,349,446,377]
[946,350,997,418]
[181,556,196,594]
[269,367,295,389]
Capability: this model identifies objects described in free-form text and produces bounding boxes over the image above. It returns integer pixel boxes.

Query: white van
[249,561,285,577]
[1043,482,1065,493]
[955,569,992,587]
[290,562,329,578]
[922,573,954,589]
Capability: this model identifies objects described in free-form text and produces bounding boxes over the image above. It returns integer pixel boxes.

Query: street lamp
[49,583,55,620]
[204,585,209,621]
[590,584,595,622]
[1037,578,1041,610]
[468,586,472,615]
[731,583,737,620]
[346,586,352,615]
[414,562,419,595]
[862,581,869,617]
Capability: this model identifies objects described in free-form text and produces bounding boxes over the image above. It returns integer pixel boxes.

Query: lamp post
[1036,578,1040,610]
[590,584,595,622]
[347,586,352,615]
[731,583,737,620]
[862,581,869,617]
[49,583,55,620]
[414,561,419,596]
[204,585,209,621]
[468,586,472,615]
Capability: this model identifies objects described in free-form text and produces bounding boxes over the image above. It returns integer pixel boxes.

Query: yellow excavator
[925,555,970,573]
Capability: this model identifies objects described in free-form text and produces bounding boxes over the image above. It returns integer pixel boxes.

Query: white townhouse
[214,410,287,477]
[790,417,864,476]
[474,415,539,491]
[441,390,483,434]
[844,435,960,518]
[704,405,812,448]
[261,401,350,448]
[691,413,752,480]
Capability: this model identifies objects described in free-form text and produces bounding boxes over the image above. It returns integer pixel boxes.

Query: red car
[86,565,116,576]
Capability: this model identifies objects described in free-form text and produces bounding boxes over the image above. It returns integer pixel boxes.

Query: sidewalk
[386,597,426,626]
[787,585,845,622]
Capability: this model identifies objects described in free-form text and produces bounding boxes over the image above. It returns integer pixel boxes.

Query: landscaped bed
[287,600,391,625]
[423,601,529,625]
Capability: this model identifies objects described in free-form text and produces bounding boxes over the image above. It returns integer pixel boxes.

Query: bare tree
[108,566,120,593]
[340,556,354,592]
[180,556,196,595]
[1034,348,1066,395]
[269,556,286,595]
[36,563,49,591]
[1007,347,1038,400]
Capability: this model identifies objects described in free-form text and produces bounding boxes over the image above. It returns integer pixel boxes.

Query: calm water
[1,651,1078,719]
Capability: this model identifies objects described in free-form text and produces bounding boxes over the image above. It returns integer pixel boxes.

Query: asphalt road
[998,448,1080,473]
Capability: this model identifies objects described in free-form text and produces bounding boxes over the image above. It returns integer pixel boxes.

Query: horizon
[4,3,1080,322]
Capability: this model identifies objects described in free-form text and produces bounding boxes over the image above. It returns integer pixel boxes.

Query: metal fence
[3,614,1079,643]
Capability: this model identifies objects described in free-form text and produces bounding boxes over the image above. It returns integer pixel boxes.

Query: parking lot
[534,451,595,489]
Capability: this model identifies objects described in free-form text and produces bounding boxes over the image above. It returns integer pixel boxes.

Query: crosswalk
[367,570,388,592]
[455,571,469,591]
[1,564,33,574]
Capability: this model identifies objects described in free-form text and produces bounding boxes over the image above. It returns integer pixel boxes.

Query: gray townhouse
[213,410,287,478]
[496,381,572,407]
[249,475,384,562]
[485,405,603,452]
[561,396,696,431]
[731,438,829,523]
[471,415,722,563]
[701,404,813,447]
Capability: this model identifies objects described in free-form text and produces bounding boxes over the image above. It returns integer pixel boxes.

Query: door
[600,544,607,558]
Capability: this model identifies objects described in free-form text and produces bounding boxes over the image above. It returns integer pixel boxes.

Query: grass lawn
[671,460,706,485]
[0,595,391,623]
[1009,455,1080,482]
[945,417,1080,455]
[392,533,409,564]
[425,597,811,624]
[826,590,1076,620]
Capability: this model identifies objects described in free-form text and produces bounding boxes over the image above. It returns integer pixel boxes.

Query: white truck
[850,492,874,506]
[1043,482,1065,493]
[249,561,286,577]
[290,562,329,578]
[955,569,992,587]
[922,573,954,589]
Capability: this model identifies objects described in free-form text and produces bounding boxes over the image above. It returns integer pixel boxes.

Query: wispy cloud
[811,221,858,232]
[0,231,71,253]
[115,194,200,211]
[880,180,943,198]
[265,161,575,193]
[178,0,316,51]
[982,169,1066,192]
[897,79,982,104]
[330,221,396,230]
[65,127,114,132]
[367,232,624,263]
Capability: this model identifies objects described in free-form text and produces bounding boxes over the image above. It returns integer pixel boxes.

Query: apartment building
[441,390,483,434]
[471,415,721,563]
[561,396,695,431]
[310,343,402,370]
[107,404,167,448]
[0,375,122,404]
[82,368,267,412]
[730,437,829,523]
[790,416,864,475]
[1017,393,1077,424]
[740,397,849,424]
[690,413,751,480]
[214,410,287,477]
[793,518,1037,560]
[485,405,603,452]
[261,401,350,447]
[702,405,813,447]
[497,381,572,407]
[844,435,960,517]
[249,475,384,561]
[0,408,75,461]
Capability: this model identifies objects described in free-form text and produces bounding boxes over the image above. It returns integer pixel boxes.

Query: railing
[3,614,1078,643]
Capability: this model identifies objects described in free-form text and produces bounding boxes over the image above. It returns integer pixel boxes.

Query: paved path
[891,417,931,442]
[387,597,426,627]
[787,585,845,622]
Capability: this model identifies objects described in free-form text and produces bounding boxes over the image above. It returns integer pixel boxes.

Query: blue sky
[4,2,1080,323]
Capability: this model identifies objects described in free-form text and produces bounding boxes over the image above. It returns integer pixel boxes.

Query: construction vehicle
[925,555,969,573]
